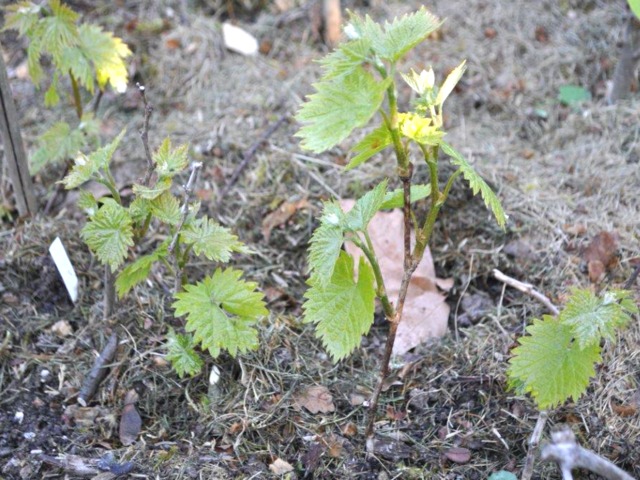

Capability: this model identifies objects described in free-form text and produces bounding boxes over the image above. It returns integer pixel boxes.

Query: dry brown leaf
[51,320,73,337]
[611,402,637,417]
[269,458,294,475]
[119,389,141,446]
[341,422,358,437]
[341,202,449,355]
[261,199,309,241]
[294,385,335,414]
[583,231,619,268]
[583,231,619,283]
[444,446,471,464]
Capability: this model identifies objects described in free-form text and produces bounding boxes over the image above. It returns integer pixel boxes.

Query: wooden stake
[0,45,37,216]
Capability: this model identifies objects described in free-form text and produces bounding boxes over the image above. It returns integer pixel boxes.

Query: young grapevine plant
[4,0,131,173]
[62,128,267,378]
[295,8,506,438]
[508,288,637,410]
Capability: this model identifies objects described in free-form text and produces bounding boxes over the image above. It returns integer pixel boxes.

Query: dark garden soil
[1,0,639,479]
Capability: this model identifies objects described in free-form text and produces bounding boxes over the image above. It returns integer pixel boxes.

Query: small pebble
[13,411,24,424]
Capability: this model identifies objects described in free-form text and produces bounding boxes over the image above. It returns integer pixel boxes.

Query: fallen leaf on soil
[262,199,309,241]
[444,446,471,464]
[341,422,358,437]
[269,458,294,475]
[582,231,619,282]
[51,320,73,337]
[295,385,335,414]
[341,201,450,355]
[611,402,637,417]
[119,390,141,446]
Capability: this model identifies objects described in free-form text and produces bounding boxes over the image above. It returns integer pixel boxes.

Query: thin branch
[492,269,560,316]
[78,332,118,407]
[218,114,288,203]
[169,162,203,293]
[103,265,115,321]
[541,428,635,480]
[521,410,548,480]
[137,83,155,186]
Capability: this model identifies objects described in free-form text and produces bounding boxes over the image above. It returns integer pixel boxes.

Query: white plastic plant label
[48,237,79,303]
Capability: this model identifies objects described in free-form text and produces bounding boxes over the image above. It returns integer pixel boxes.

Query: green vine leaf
[507,315,601,410]
[349,7,442,62]
[165,329,204,378]
[319,38,372,80]
[172,268,268,358]
[560,289,637,349]
[40,0,79,61]
[379,184,431,210]
[150,191,181,225]
[307,202,346,286]
[132,177,172,200]
[115,243,168,298]
[31,121,82,174]
[78,24,131,93]
[181,217,249,262]
[303,252,376,361]
[295,67,391,153]
[153,138,189,178]
[344,180,387,231]
[61,129,125,188]
[77,190,98,217]
[345,125,392,171]
[81,199,134,270]
[3,3,42,37]
[440,141,507,229]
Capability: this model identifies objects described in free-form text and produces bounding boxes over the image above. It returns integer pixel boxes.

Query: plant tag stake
[49,237,79,303]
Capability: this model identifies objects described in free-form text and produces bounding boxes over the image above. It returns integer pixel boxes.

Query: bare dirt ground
[1,0,639,478]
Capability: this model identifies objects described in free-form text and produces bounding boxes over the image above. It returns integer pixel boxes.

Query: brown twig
[493,269,560,316]
[78,332,118,406]
[541,428,635,480]
[137,83,155,187]
[169,161,203,292]
[218,114,288,204]
[103,265,115,321]
[365,165,417,441]
[623,263,640,290]
[521,410,548,480]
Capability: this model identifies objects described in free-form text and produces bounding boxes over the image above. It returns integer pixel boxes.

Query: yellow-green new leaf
[181,217,249,262]
[380,184,431,210]
[150,191,181,225]
[399,113,444,146]
[560,289,636,349]
[165,329,204,378]
[3,3,42,36]
[303,252,376,361]
[344,180,387,232]
[349,7,442,62]
[153,138,189,177]
[61,129,126,188]
[172,268,268,358]
[318,38,372,80]
[508,315,601,410]
[31,121,84,174]
[115,243,168,298]
[435,60,466,107]
[41,0,79,60]
[132,177,171,200]
[78,24,131,93]
[345,125,392,171]
[81,199,134,270]
[308,202,345,286]
[440,141,506,229]
[295,68,391,153]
